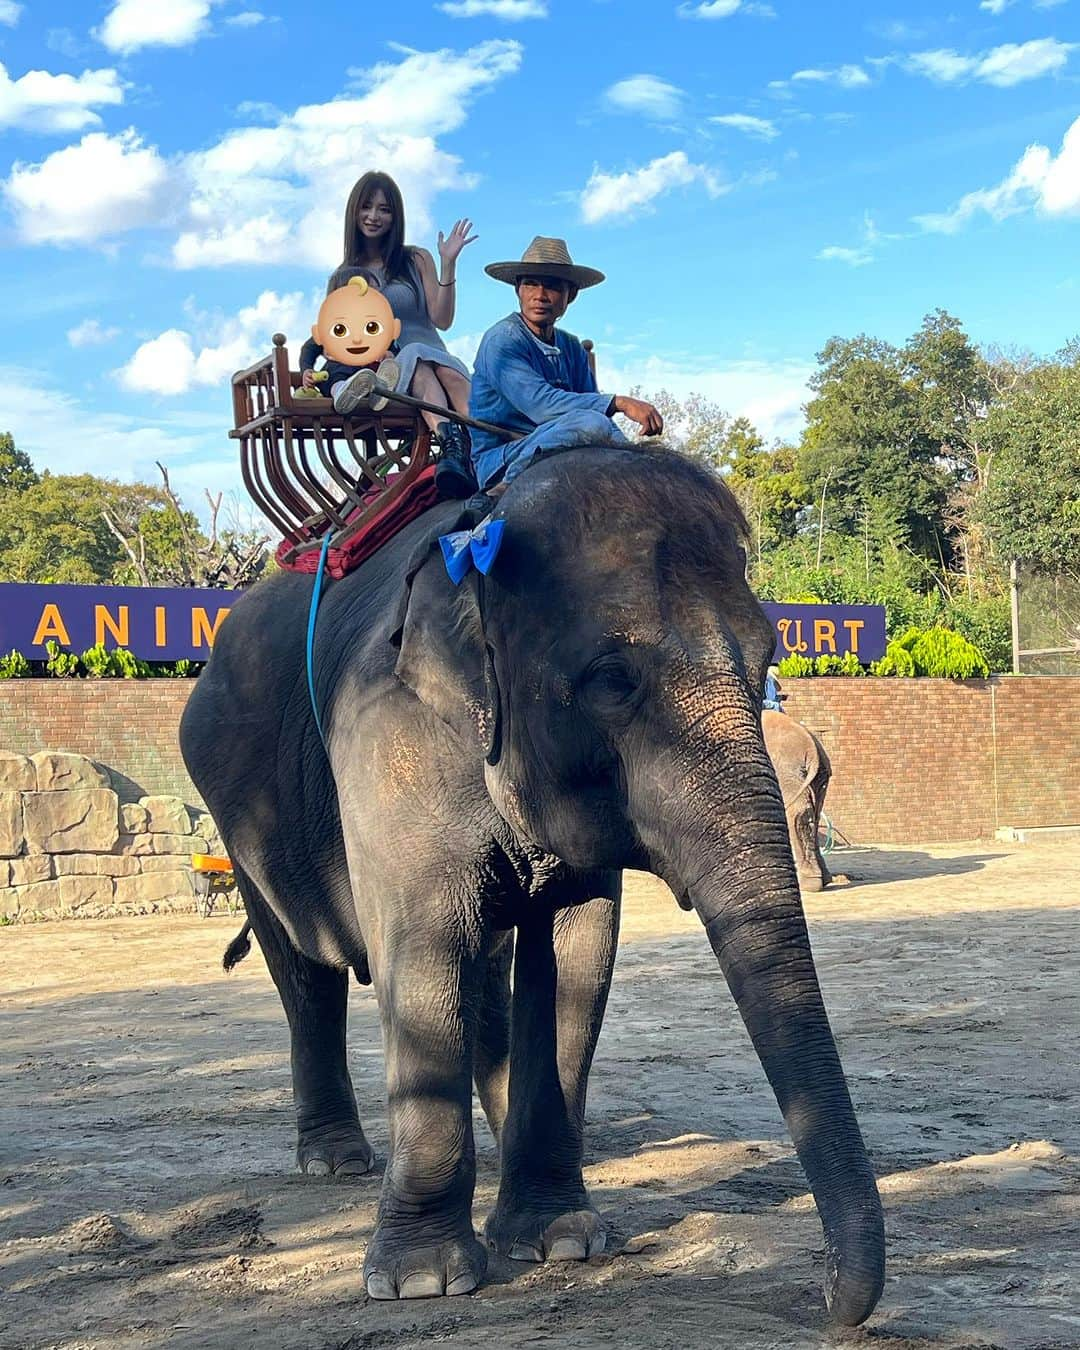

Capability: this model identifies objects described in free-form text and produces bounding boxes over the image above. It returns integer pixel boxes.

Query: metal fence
[1011,561,1080,675]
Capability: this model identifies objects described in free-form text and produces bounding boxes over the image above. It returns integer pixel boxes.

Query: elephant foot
[364,1219,487,1299]
[297,1121,375,1178]
[484,1195,605,1263]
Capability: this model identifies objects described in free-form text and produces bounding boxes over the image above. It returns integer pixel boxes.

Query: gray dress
[326,255,470,394]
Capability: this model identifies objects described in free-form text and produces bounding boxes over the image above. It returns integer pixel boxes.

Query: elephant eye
[581,654,641,707]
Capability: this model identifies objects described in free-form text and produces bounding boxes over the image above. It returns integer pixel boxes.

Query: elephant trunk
[642,738,884,1325]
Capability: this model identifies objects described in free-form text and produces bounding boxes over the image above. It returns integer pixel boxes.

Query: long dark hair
[341,171,415,288]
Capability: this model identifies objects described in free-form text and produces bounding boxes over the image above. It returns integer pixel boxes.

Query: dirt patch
[2,841,1079,1350]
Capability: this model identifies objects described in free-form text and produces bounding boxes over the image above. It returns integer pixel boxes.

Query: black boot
[433,420,478,500]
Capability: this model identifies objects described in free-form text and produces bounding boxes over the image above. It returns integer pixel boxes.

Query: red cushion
[276,466,440,579]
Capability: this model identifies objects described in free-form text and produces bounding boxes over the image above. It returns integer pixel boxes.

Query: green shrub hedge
[778,624,990,679]
[0,642,201,679]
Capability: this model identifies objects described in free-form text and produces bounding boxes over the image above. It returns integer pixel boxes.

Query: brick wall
[1,676,1077,842]
[784,677,1080,843]
[0,682,200,806]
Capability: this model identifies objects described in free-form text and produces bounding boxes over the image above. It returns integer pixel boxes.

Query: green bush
[902,625,989,678]
[80,643,113,678]
[112,647,151,678]
[166,659,197,678]
[0,642,200,678]
[870,641,916,677]
[0,649,30,678]
[777,654,815,677]
[44,639,80,677]
[781,624,990,678]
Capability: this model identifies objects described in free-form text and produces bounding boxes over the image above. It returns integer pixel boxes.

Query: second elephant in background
[763,709,833,893]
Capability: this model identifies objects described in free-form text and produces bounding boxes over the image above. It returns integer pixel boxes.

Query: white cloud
[907,37,1076,86]
[224,9,267,25]
[0,62,124,133]
[97,0,215,54]
[4,129,171,245]
[818,244,873,266]
[916,113,1080,232]
[0,1,22,25]
[677,1,775,17]
[0,361,227,502]
[4,43,521,265]
[67,318,121,347]
[580,151,725,225]
[118,289,316,396]
[604,74,684,121]
[604,351,813,445]
[817,212,893,266]
[980,0,1067,12]
[792,64,871,88]
[175,39,522,268]
[438,0,547,16]
[710,112,779,139]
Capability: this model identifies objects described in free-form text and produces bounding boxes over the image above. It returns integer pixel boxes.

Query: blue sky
[1,0,1078,516]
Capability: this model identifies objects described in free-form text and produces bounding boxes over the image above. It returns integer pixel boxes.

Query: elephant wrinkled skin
[180,446,884,1324]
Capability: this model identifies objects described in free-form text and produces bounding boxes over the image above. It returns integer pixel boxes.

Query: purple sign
[0,584,240,663]
[761,602,886,663]
[0,585,887,667]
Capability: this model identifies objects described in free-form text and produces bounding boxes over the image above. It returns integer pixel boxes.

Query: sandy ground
[2,841,1079,1350]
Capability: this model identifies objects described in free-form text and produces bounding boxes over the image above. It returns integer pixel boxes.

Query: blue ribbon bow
[439,517,506,585]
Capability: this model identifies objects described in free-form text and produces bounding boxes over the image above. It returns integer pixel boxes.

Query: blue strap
[305,533,331,744]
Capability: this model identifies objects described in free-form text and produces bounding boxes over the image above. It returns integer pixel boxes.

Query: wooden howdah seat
[231,333,431,566]
[232,333,598,568]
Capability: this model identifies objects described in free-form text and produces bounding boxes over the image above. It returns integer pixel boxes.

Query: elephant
[180,445,884,1325]
[763,710,833,893]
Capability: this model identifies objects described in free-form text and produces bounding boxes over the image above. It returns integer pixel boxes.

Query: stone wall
[0,751,222,920]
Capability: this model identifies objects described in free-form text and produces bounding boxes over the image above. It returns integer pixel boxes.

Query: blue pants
[472,409,629,490]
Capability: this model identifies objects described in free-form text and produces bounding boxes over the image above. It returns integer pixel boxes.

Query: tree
[726,432,809,559]
[978,352,1080,574]
[797,331,953,566]
[0,462,269,587]
[103,463,269,588]
[0,432,38,495]
[903,311,996,593]
[0,473,177,584]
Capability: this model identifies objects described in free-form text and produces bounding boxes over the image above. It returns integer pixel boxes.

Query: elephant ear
[391,541,502,764]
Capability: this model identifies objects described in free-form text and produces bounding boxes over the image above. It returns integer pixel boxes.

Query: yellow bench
[191,853,239,918]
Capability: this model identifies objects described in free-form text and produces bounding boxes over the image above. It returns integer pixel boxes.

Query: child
[302,276,401,414]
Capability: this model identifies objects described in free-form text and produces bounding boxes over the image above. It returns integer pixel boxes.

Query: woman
[300,170,478,497]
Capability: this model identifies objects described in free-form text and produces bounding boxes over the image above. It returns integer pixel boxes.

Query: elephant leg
[810,769,833,887]
[485,889,620,1264]
[362,893,489,1300]
[234,867,374,1178]
[473,930,512,1144]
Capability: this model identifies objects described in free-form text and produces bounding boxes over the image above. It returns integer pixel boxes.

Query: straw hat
[485,236,605,289]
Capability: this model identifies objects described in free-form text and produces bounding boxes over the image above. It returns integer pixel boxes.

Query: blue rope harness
[305,533,332,744]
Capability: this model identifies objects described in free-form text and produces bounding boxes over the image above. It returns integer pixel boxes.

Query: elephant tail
[223,920,253,972]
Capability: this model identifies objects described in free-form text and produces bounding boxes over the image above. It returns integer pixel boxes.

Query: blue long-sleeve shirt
[469,313,612,458]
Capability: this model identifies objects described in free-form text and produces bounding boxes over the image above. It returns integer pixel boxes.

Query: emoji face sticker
[313,275,401,367]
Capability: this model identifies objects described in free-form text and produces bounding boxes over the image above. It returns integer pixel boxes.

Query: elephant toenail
[547,1236,587,1261]
[303,1158,332,1176]
[365,1272,397,1300]
[508,1240,543,1262]
[399,1271,444,1299]
[446,1271,479,1296]
[334,1156,375,1177]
